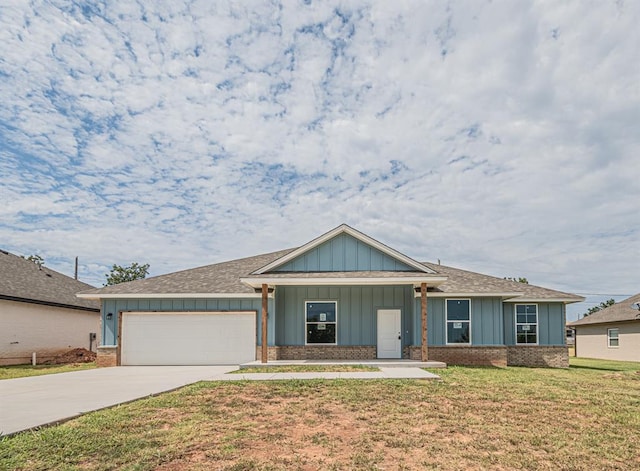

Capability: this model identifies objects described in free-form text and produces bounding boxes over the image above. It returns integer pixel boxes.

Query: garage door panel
[121,312,256,365]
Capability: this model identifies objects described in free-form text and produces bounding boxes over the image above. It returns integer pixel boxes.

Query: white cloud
[1,0,638,320]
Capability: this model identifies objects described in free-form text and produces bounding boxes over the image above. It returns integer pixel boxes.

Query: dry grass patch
[1,358,639,470]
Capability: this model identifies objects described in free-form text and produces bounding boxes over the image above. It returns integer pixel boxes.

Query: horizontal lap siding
[101,298,266,346]
[275,285,413,346]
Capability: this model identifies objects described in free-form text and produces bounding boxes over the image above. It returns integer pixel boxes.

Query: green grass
[1,358,639,470]
[570,356,640,372]
[0,362,97,380]
[231,365,379,374]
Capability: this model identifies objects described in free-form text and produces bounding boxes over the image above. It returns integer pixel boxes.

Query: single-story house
[569,293,640,362]
[78,225,583,368]
[0,250,100,365]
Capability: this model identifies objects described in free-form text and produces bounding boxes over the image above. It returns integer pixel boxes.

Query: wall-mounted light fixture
[106,312,113,320]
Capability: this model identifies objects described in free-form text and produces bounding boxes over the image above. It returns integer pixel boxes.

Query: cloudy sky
[1,1,638,320]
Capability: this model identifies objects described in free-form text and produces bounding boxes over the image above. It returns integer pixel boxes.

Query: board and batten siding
[412,297,504,346]
[274,233,415,272]
[275,285,414,346]
[100,298,273,347]
[503,302,566,346]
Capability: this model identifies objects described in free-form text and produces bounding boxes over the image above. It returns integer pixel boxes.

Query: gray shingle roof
[422,262,584,301]
[569,293,640,326]
[79,249,296,296]
[79,247,582,303]
[0,250,99,311]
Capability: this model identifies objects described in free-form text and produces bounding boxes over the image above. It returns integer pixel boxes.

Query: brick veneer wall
[258,346,377,360]
[96,346,117,367]
[507,345,569,368]
[404,346,423,360]
[427,346,508,367]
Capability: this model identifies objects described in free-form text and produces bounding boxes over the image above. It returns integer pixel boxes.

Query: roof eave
[418,292,524,299]
[77,292,268,300]
[2,295,100,312]
[503,297,585,304]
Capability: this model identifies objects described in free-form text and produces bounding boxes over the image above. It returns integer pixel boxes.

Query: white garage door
[121,311,256,365]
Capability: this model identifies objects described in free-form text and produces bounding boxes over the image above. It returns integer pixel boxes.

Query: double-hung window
[306,301,337,344]
[515,304,538,344]
[446,299,471,344]
[607,328,619,348]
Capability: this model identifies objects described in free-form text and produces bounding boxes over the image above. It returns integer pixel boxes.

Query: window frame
[515,303,539,345]
[445,298,472,345]
[607,328,619,348]
[305,300,338,345]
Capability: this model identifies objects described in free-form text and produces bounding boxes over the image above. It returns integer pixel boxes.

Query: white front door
[377,309,402,359]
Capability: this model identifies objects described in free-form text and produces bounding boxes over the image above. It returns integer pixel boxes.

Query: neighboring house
[0,250,100,365]
[78,225,583,368]
[569,294,640,362]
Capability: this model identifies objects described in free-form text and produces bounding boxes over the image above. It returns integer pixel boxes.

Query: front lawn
[1,358,639,470]
[0,362,97,380]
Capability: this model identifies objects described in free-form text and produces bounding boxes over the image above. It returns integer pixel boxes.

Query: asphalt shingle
[569,293,640,326]
[0,250,99,311]
[79,247,582,303]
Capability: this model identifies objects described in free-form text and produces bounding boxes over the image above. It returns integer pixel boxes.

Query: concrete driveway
[1,365,439,437]
[0,366,236,436]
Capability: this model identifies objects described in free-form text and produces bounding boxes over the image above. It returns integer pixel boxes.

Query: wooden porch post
[421,282,428,361]
[261,283,268,363]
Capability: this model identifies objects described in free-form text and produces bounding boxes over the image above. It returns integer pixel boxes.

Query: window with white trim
[446,299,471,344]
[515,304,538,344]
[607,328,619,348]
[306,301,337,344]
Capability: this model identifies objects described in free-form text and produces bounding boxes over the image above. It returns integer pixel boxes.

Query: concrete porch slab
[240,359,447,369]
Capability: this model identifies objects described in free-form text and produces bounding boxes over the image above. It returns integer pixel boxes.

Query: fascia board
[503,297,585,304]
[417,292,524,299]
[241,276,448,288]
[76,293,270,300]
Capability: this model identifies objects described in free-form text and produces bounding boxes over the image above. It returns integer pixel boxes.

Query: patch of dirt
[42,348,96,365]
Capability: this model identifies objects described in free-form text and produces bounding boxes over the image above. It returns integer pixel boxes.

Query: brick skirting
[428,346,508,367]
[96,346,117,367]
[507,345,569,368]
[258,346,377,360]
[409,345,568,368]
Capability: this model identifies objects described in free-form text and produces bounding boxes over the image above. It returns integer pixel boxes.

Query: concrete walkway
[0,365,439,436]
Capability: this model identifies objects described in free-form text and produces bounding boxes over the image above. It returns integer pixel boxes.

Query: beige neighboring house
[569,293,640,362]
[0,250,100,365]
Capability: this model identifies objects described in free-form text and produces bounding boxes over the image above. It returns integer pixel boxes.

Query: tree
[583,299,615,317]
[105,262,150,286]
[22,254,45,268]
[504,277,529,284]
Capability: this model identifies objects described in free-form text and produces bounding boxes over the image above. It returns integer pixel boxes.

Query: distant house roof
[0,250,99,311]
[569,293,640,327]
[78,247,583,303]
